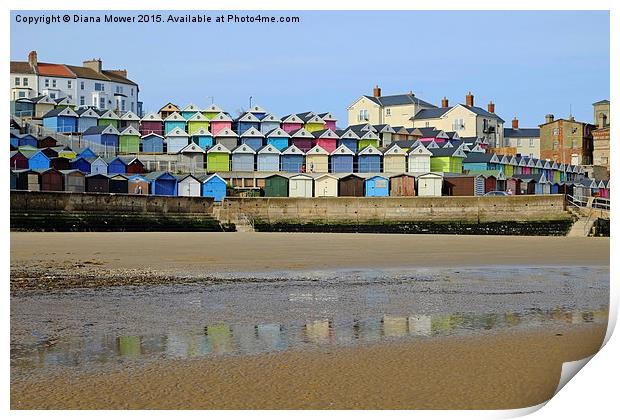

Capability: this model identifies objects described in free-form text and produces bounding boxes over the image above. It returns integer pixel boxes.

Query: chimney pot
[487,101,495,114]
[373,85,381,98]
[545,114,554,124]
[28,50,38,67]
[441,97,449,108]
[83,58,103,73]
[466,91,474,107]
[512,117,519,129]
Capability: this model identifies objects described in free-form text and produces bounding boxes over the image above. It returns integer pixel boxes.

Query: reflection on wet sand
[12,306,608,371]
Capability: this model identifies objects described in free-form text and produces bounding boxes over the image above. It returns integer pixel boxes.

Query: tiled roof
[36,62,75,78]
[503,128,540,138]
[10,61,35,74]
[11,60,138,85]
[363,93,436,108]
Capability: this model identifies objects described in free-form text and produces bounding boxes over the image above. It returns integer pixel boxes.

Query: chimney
[545,114,554,124]
[28,50,37,67]
[83,58,103,73]
[373,85,381,98]
[441,97,449,108]
[487,101,495,114]
[512,117,519,129]
[107,69,128,78]
[466,91,474,107]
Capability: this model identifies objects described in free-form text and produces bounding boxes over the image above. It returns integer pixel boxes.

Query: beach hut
[50,156,71,171]
[336,128,360,153]
[209,112,233,135]
[178,142,206,171]
[83,125,120,148]
[265,128,290,151]
[159,102,180,120]
[234,112,261,134]
[141,133,165,153]
[339,174,365,197]
[357,130,380,150]
[10,133,20,148]
[389,174,416,197]
[257,144,281,172]
[247,104,268,120]
[145,171,178,196]
[42,107,78,133]
[357,145,383,173]
[109,174,129,194]
[119,111,141,131]
[364,175,389,197]
[89,156,108,175]
[299,113,325,133]
[176,174,202,197]
[140,112,164,136]
[280,145,305,173]
[417,173,443,197]
[106,156,129,174]
[190,127,214,150]
[97,110,120,128]
[76,147,97,160]
[462,153,500,172]
[41,147,59,159]
[330,144,354,173]
[38,136,58,149]
[128,174,150,195]
[24,150,51,170]
[382,143,407,173]
[206,143,232,172]
[181,104,201,120]
[10,151,28,170]
[281,114,305,133]
[373,124,396,147]
[264,174,290,197]
[442,175,485,196]
[32,95,56,119]
[505,177,522,195]
[318,112,337,131]
[305,145,329,173]
[201,173,227,201]
[70,157,92,173]
[76,107,100,132]
[56,147,76,160]
[119,126,141,154]
[166,127,190,154]
[202,104,224,120]
[17,134,39,148]
[290,128,315,152]
[38,168,64,191]
[164,112,186,135]
[86,173,109,193]
[312,129,339,153]
[14,169,41,191]
[430,145,467,173]
[260,114,281,135]
[239,127,265,151]
[213,128,239,151]
[289,174,314,197]
[231,144,256,172]
[187,112,210,135]
[313,174,339,197]
[61,170,86,192]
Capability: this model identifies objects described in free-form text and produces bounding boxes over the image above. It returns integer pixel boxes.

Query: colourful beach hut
[61,169,86,193]
[10,151,28,170]
[164,112,186,135]
[17,134,38,148]
[290,128,315,152]
[265,128,290,151]
[201,173,227,201]
[42,107,78,133]
[299,112,325,133]
[357,145,382,173]
[119,126,141,154]
[264,174,289,197]
[38,136,57,149]
[417,173,443,197]
[248,104,268,120]
[70,157,92,173]
[25,149,51,170]
[202,104,223,120]
[176,174,202,197]
[83,125,120,148]
[190,127,214,150]
[145,171,178,196]
[128,174,150,195]
[280,145,305,173]
[281,114,305,133]
[166,127,190,154]
[289,174,314,197]
[141,133,165,153]
[159,102,180,120]
[313,128,339,153]
[330,144,354,173]
[336,128,360,153]
[109,174,129,194]
[37,168,64,191]
[462,153,500,172]
[206,143,232,172]
[106,156,130,174]
[318,112,337,131]
[181,104,201,120]
[234,112,261,134]
[213,128,239,151]
[140,112,164,136]
[240,127,265,151]
[125,157,145,174]
[305,145,329,173]
[257,144,281,172]
[178,142,206,171]
[260,114,281,134]
[430,145,467,173]
[231,144,256,172]
[209,112,233,135]
[382,143,407,173]
[118,111,141,131]
[97,110,120,128]
[187,112,210,135]
[85,173,110,193]
[364,175,390,197]
[89,156,109,175]
[357,130,380,150]
[50,156,71,171]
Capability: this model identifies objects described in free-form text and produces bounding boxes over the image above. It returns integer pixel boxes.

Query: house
[364,175,389,197]
[209,112,233,135]
[37,168,64,191]
[347,85,437,127]
[145,171,178,195]
[298,112,325,133]
[234,112,261,134]
[190,127,214,150]
[357,130,380,150]
[106,156,130,174]
[231,144,256,172]
[119,111,141,131]
[257,144,281,172]
[290,128,315,152]
[127,174,150,195]
[202,103,223,120]
[382,143,407,173]
[76,107,100,132]
[180,104,201,120]
[200,173,227,201]
[24,149,50,170]
[265,128,290,151]
[60,169,86,192]
[109,174,129,194]
[336,128,360,153]
[312,128,339,153]
[357,145,382,173]
[416,173,443,197]
[176,174,202,197]
[305,145,329,173]
[462,153,500,172]
[97,109,120,128]
[538,114,595,165]
[281,114,305,133]
[50,156,71,170]
[119,126,141,154]
[389,174,416,197]
[83,125,120,148]
[430,145,467,173]
[141,133,165,153]
[503,117,540,158]
[213,128,239,151]
[239,127,265,151]
[178,142,206,171]
[13,169,40,191]
[42,107,78,132]
[313,173,339,197]
[280,145,305,173]
[159,102,180,120]
[339,174,365,197]
[166,127,190,154]
[442,174,486,196]
[140,112,164,136]
[260,114,281,134]
[85,173,109,193]
[164,112,186,135]
[89,156,109,175]
[264,174,289,197]
[187,112,210,135]
[206,143,231,172]
[10,151,28,170]
[318,112,337,131]
[330,144,354,173]
[288,174,314,197]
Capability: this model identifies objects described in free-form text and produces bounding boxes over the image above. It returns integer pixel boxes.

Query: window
[131,88,134,96]
[425,122,430,128]
[52,79,56,88]
[517,139,522,147]
[99,97,105,109]
[553,140,559,150]
[80,81,85,90]
[50,93,56,99]
[553,128,559,136]
[23,78,28,86]
[358,109,369,121]
[386,108,391,116]
[14,77,20,86]
[95,83,105,92]
[572,139,577,148]
[131,102,134,112]
[68,80,72,89]
[121,99,126,111]
[80,96,85,106]
[45,79,49,87]
[452,118,465,131]
[18,91,26,98]
[529,139,535,147]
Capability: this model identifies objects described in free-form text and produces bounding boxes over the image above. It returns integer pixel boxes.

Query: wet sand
[11,323,606,410]
[10,232,610,289]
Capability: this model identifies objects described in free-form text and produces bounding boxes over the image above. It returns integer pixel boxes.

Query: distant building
[593,99,610,128]
[347,85,436,128]
[538,114,595,165]
[10,50,140,115]
[592,99,610,178]
[503,117,540,158]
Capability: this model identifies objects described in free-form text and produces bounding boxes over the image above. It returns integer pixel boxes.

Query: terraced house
[10,50,141,116]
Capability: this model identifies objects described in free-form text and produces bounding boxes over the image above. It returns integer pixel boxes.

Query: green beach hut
[206,143,231,172]
[264,174,290,197]
[187,112,211,135]
[430,144,467,173]
[97,109,120,128]
[119,126,141,154]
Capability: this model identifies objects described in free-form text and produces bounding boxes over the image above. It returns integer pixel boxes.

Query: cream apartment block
[502,117,540,158]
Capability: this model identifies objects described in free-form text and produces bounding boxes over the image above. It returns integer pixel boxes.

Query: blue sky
[11,10,609,127]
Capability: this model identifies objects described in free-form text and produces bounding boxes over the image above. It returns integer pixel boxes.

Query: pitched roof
[413,107,451,119]
[363,93,436,108]
[10,61,36,74]
[36,62,75,78]
[503,128,540,138]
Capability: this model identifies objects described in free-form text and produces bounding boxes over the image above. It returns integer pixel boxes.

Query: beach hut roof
[257,144,281,154]
[260,113,281,123]
[265,127,291,138]
[178,142,206,154]
[215,128,239,138]
[281,145,305,155]
[207,143,232,153]
[120,111,140,121]
[182,104,200,112]
[143,171,176,181]
[290,128,314,138]
[120,126,141,136]
[240,127,265,138]
[141,133,165,140]
[312,128,339,139]
[382,143,406,155]
[232,144,256,154]
[281,114,304,124]
[306,145,329,155]
[317,112,337,121]
[75,107,100,118]
[335,128,360,139]
[83,124,120,135]
[42,107,78,118]
[200,173,226,184]
[164,111,186,121]
[141,112,164,122]
[203,104,223,113]
[248,104,267,114]
[330,144,355,156]
[357,130,380,140]
[372,124,396,134]
[188,112,209,121]
[236,112,261,122]
[211,112,233,122]
[97,109,120,119]
[166,127,189,137]
[358,144,383,156]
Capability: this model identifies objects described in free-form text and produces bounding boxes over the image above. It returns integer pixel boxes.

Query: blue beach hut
[71,157,92,173]
[76,107,100,132]
[357,145,383,173]
[145,171,178,196]
[141,133,165,153]
[364,175,390,197]
[201,173,227,202]
[83,125,120,148]
[265,128,290,151]
[106,156,129,174]
[260,114,282,135]
[190,127,214,150]
[25,150,51,170]
[42,107,78,133]
[257,144,281,172]
[17,134,39,148]
[330,144,354,173]
[336,129,360,153]
[239,127,264,151]
[280,145,304,173]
